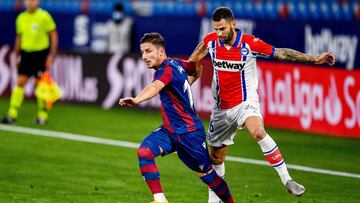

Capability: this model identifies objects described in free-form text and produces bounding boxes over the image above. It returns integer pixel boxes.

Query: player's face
[25,0,40,10]
[140,42,165,69]
[212,19,236,45]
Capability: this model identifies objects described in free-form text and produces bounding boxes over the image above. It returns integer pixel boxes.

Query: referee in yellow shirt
[1,0,58,125]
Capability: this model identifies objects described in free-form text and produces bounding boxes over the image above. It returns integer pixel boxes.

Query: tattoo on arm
[273,48,316,64]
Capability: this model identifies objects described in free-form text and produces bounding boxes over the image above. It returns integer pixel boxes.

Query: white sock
[154,193,167,202]
[208,163,225,203]
[258,134,292,185]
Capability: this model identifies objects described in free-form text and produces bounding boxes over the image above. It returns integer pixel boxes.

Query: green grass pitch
[0,99,359,203]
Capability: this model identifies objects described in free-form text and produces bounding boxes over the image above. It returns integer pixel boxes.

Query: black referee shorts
[19,49,49,78]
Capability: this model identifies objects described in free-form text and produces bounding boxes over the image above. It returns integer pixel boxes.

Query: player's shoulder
[16,11,27,20]
[241,33,256,43]
[203,32,218,44]
[158,59,175,72]
[36,8,53,18]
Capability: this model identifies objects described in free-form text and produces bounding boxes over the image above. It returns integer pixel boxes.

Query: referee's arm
[46,30,58,69]
[14,35,21,66]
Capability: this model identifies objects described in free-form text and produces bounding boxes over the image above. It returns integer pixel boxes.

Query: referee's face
[25,0,40,10]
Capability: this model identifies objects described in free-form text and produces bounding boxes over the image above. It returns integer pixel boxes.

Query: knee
[137,146,155,159]
[210,154,225,165]
[253,126,267,141]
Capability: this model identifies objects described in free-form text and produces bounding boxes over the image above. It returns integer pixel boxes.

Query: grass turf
[0,99,359,203]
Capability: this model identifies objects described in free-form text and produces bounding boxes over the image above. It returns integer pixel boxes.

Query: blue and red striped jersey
[154,58,203,134]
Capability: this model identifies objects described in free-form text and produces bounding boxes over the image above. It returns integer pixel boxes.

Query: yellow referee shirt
[16,8,56,52]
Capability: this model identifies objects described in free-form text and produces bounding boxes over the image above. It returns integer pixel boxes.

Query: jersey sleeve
[174,58,196,75]
[249,35,275,58]
[154,65,173,86]
[203,32,217,48]
[44,11,56,32]
[15,14,22,35]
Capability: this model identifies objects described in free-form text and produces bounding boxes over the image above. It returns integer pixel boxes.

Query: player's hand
[119,97,140,107]
[15,54,20,69]
[315,51,336,66]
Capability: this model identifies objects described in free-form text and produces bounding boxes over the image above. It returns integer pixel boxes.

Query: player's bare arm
[188,41,208,63]
[119,80,165,107]
[273,48,336,66]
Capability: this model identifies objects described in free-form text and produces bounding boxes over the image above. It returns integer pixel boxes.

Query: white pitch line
[1,124,360,179]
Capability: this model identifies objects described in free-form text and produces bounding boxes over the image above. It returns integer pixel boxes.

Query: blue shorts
[139,127,212,173]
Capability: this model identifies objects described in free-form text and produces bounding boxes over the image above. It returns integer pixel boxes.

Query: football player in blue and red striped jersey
[119,32,235,203]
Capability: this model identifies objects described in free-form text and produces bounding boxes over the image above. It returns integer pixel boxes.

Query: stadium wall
[0,47,359,137]
[0,12,359,70]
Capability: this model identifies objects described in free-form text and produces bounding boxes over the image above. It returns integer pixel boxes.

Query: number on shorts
[209,120,215,133]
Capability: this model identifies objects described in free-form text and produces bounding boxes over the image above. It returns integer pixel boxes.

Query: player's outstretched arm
[273,48,336,66]
[119,80,165,107]
[188,41,208,63]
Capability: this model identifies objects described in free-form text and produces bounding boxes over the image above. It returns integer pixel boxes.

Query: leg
[198,170,234,203]
[34,74,62,125]
[2,74,28,123]
[207,106,238,203]
[175,128,234,203]
[245,116,305,196]
[137,128,174,203]
[208,145,228,203]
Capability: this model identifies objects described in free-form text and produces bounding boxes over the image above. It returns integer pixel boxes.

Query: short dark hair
[140,32,165,48]
[114,3,124,12]
[212,7,235,21]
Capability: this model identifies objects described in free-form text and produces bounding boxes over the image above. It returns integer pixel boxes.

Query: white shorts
[207,98,262,147]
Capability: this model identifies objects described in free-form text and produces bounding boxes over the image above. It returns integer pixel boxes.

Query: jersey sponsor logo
[212,59,246,72]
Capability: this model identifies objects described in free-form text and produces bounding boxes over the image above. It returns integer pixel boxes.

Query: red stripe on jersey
[264,148,284,166]
[216,47,242,61]
[158,65,173,86]
[161,103,174,133]
[217,71,244,109]
[140,164,159,173]
[165,89,195,129]
[174,58,196,75]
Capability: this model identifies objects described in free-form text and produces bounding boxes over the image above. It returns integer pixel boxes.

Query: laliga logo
[324,75,342,125]
[259,68,344,129]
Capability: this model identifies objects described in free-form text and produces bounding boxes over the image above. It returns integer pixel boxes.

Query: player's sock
[153,193,167,202]
[8,86,24,119]
[137,146,167,201]
[36,97,49,120]
[201,169,234,203]
[257,134,292,185]
[208,163,225,202]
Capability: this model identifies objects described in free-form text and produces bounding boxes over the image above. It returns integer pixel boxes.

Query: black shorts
[19,49,49,78]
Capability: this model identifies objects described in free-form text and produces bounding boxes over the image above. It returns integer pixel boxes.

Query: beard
[220,29,234,44]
